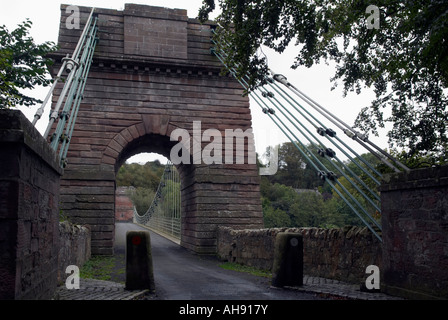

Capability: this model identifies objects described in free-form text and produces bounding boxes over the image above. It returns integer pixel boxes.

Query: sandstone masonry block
[0,110,62,300]
[217,226,381,285]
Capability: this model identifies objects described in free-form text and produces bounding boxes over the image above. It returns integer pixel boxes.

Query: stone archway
[56,4,264,255]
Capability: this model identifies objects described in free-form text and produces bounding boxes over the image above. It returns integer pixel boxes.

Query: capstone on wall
[381,165,448,299]
[0,110,63,300]
[217,226,382,284]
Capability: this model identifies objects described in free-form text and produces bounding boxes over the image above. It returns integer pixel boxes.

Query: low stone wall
[58,221,91,284]
[217,226,382,284]
[0,110,63,300]
[381,165,448,299]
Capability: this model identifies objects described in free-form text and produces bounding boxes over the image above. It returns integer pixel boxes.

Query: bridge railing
[133,162,181,241]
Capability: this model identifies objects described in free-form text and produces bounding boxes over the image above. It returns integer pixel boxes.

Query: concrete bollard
[272,232,303,287]
[125,231,155,291]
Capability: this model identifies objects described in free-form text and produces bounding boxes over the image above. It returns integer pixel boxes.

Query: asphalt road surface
[115,222,325,300]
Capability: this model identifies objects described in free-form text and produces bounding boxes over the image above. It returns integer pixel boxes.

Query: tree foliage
[159,179,181,217]
[258,141,384,228]
[199,0,448,159]
[128,187,155,215]
[0,19,58,108]
[260,179,348,228]
[265,142,336,191]
[117,160,170,214]
[116,161,164,190]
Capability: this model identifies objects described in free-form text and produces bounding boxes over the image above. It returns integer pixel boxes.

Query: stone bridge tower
[53,4,264,255]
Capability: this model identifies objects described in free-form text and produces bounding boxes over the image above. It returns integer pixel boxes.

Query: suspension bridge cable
[211,30,386,180]
[133,162,181,239]
[212,27,407,174]
[59,28,99,166]
[271,71,410,173]
[212,36,382,208]
[49,15,98,150]
[262,80,381,212]
[213,44,382,233]
[55,17,98,166]
[203,23,402,184]
[43,8,97,140]
[253,94,383,241]
[258,91,383,239]
[210,29,384,240]
[253,78,382,230]
[266,77,383,185]
[32,58,69,125]
[34,7,100,170]
[263,78,382,202]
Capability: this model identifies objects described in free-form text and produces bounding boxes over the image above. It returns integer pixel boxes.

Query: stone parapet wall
[217,226,382,284]
[381,165,448,299]
[57,221,91,284]
[0,110,63,300]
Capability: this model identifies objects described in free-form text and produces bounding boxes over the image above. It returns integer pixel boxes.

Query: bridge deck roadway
[54,222,402,300]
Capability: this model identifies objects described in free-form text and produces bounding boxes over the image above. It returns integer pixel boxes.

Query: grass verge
[80,255,122,281]
[219,262,272,278]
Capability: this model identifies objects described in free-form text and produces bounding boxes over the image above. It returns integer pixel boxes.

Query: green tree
[263,205,291,228]
[0,19,58,108]
[259,147,391,228]
[116,161,164,190]
[118,160,177,218]
[264,142,338,190]
[128,188,155,215]
[261,181,344,228]
[261,183,295,227]
[161,179,181,217]
[389,147,448,169]
[331,175,378,226]
[199,0,448,159]
[289,191,326,227]
[320,197,345,228]
[266,142,308,188]
[325,152,385,226]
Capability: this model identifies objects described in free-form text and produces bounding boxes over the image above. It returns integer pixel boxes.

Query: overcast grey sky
[1,0,389,165]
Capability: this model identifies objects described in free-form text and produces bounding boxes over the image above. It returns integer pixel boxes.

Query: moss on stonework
[80,255,125,283]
